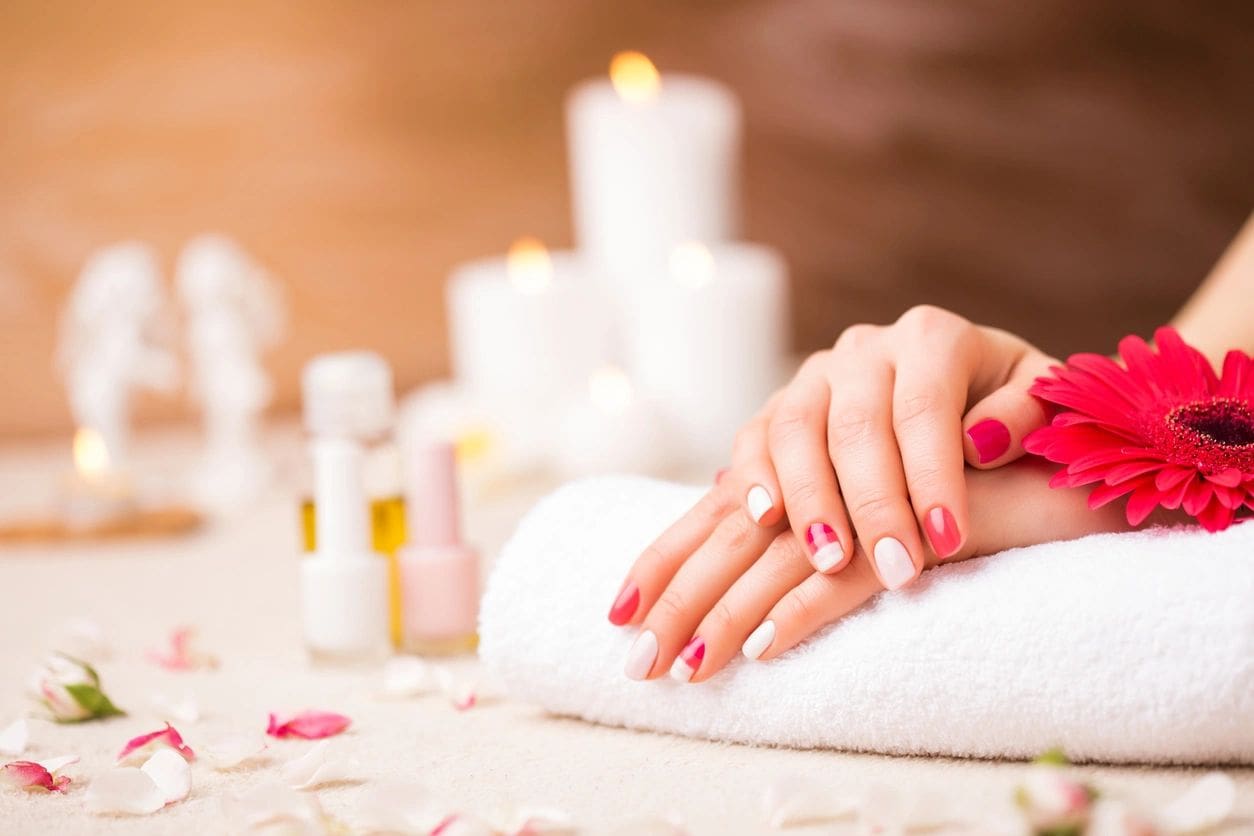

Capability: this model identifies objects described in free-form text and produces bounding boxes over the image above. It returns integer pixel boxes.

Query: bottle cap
[302,351,395,439]
[404,441,460,548]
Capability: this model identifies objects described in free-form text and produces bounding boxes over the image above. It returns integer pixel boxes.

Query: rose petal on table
[1,760,71,793]
[354,781,455,834]
[202,734,269,770]
[762,775,858,829]
[86,767,167,814]
[220,779,327,832]
[117,723,195,764]
[150,693,201,725]
[505,806,578,835]
[141,749,192,805]
[433,666,478,711]
[603,817,690,836]
[1088,800,1157,836]
[28,654,124,723]
[1157,772,1236,833]
[49,618,111,663]
[432,812,496,836]
[266,710,351,739]
[146,626,219,672]
[0,719,29,756]
[280,740,356,790]
[380,656,434,698]
[37,754,80,774]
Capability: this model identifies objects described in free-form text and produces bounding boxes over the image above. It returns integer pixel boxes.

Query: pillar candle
[567,52,741,286]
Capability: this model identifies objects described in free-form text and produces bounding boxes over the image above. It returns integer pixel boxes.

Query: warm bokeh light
[506,236,553,293]
[669,241,716,288]
[72,427,111,480]
[588,366,634,413]
[610,51,661,103]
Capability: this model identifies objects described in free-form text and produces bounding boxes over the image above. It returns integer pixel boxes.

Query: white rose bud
[27,654,124,723]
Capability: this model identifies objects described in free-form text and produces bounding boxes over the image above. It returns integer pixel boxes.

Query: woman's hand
[614,458,1138,684]
[729,305,1055,586]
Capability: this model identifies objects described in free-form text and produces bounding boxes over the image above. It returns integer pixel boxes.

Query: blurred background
[2,0,1252,440]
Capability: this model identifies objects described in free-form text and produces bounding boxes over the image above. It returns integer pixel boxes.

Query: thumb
[962,352,1055,469]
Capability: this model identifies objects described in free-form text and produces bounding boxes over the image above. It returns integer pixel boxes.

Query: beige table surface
[0,425,1250,835]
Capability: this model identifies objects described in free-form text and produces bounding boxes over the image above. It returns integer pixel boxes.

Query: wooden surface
[1,0,1251,438]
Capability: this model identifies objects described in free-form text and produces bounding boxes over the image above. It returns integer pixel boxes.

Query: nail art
[669,636,705,683]
[742,620,775,661]
[746,485,774,523]
[967,418,1011,464]
[607,581,640,626]
[624,630,658,680]
[873,537,916,590]
[924,506,961,559]
[805,523,845,572]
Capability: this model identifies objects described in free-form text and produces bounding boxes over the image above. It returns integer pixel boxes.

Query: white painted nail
[873,537,916,590]
[668,656,695,683]
[811,542,845,573]
[746,485,773,523]
[741,620,775,661]
[624,630,658,680]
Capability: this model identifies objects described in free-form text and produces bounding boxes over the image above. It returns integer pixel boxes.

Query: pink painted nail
[805,523,845,572]
[967,418,1011,464]
[924,505,961,558]
[669,636,705,683]
[607,581,640,626]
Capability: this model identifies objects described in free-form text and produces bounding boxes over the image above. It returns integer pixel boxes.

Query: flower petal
[380,656,434,698]
[220,779,326,832]
[762,775,859,829]
[1,760,67,793]
[434,667,479,711]
[117,723,195,765]
[146,626,219,672]
[86,768,167,815]
[0,719,29,756]
[149,693,201,725]
[280,740,356,790]
[141,748,192,805]
[1157,772,1235,833]
[267,710,351,740]
[202,734,269,770]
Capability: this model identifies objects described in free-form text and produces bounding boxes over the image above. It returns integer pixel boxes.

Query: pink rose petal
[266,710,351,740]
[1,760,71,793]
[117,723,195,764]
[147,627,219,672]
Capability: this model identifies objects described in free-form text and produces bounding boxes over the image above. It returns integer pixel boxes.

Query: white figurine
[57,242,178,469]
[177,234,285,512]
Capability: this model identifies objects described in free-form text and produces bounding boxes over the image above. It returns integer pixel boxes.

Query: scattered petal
[379,656,434,698]
[118,723,195,764]
[267,710,351,740]
[27,654,124,723]
[433,666,479,711]
[0,719,29,756]
[1157,772,1235,833]
[150,693,201,725]
[147,626,219,672]
[506,806,577,835]
[202,734,269,770]
[433,813,496,836]
[221,778,327,834]
[1,760,71,793]
[1089,800,1157,836]
[141,748,192,805]
[603,815,690,836]
[37,755,80,774]
[280,740,356,790]
[86,767,167,815]
[355,781,458,834]
[49,618,111,663]
[762,775,858,829]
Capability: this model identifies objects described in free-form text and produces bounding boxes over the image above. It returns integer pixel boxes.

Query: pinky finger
[730,415,785,528]
[963,352,1056,468]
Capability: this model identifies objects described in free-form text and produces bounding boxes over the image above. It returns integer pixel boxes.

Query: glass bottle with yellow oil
[300,352,406,649]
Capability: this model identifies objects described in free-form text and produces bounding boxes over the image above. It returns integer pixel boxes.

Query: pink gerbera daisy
[1023,327,1254,531]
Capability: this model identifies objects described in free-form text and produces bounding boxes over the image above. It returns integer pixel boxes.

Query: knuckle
[767,406,811,447]
[781,587,821,628]
[827,406,875,448]
[905,461,947,495]
[652,588,690,623]
[847,489,898,523]
[703,599,736,636]
[893,387,945,429]
[833,323,877,352]
[896,304,960,335]
[783,475,821,509]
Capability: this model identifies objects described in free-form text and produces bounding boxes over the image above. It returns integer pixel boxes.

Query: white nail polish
[873,537,916,590]
[624,630,658,680]
[812,542,845,572]
[741,620,775,660]
[668,656,695,683]
[746,485,773,523]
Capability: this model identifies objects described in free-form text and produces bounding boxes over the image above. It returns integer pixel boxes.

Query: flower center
[1167,398,1254,448]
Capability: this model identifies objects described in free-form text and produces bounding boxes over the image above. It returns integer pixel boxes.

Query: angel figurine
[177,234,285,511]
[57,242,178,469]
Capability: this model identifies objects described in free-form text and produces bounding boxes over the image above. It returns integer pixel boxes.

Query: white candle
[446,238,611,418]
[555,366,671,477]
[623,242,789,466]
[567,52,741,285]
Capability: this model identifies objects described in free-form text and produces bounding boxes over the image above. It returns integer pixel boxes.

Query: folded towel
[479,476,1254,765]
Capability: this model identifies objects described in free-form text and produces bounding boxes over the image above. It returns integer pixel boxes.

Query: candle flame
[506,236,553,293]
[589,366,634,414]
[73,427,111,480]
[610,51,660,103]
[670,241,716,288]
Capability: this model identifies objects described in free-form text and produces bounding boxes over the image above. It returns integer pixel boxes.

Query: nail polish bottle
[397,441,480,655]
[300,434,390,664]
[299,352,407,647]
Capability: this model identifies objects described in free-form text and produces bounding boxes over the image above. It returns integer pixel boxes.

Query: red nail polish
[805,523,845,571]
[924,505,962,558]
[805,523,838,553]
[967,418,1011,464]
[607,581,640,626]
[670,636,706,682]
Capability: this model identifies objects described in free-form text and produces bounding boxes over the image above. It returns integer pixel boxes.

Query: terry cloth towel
[479,476,1254,765]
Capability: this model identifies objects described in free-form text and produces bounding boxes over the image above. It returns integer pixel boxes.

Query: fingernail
[805,523,845,572]
[624,630,658,680]
[742,620,775,660]
[669,636,705,683]
[873,537,916,590]
[967,418,1011,464]
[924,505,961,558]
[746,485,773,523]
[607,580,640,626]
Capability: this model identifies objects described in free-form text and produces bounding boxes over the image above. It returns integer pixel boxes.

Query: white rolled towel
[479,476,1254,765]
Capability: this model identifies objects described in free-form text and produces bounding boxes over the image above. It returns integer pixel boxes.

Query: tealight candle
[446,238,612,423]
[567,52,741,287]
[623,242,790,466]
[60,427,138,530]
[555,366,671,477]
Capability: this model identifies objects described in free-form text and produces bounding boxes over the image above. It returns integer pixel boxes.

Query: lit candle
[566,52,741,286]
[60,427,138,529]
[622,242,789,466]
[446,238,612,425]
[555,366,671,477]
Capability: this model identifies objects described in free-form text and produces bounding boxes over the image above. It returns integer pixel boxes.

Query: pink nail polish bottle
[397,441,480,655]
